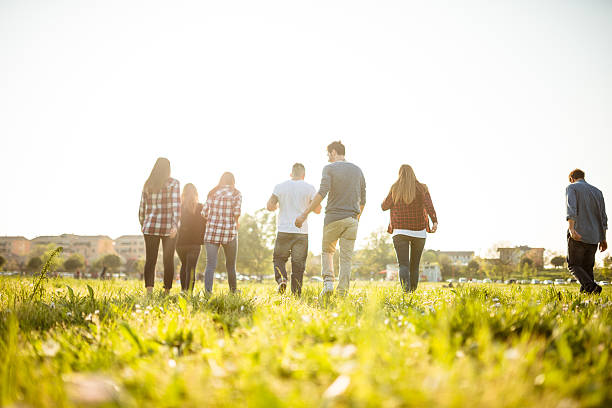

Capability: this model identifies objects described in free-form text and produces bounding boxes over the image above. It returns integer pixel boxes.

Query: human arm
[138,191,146,226]
[233,191,242,228]
[295,193,324,228]
[566,186,581,240]
[170,181,181,237]
[600,192,607,251]
[423,188,438,233]
[266,194,279,211]
[359,171,366,220]
[381,191,393,211]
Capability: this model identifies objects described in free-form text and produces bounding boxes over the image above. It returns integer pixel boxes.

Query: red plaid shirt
[202,186,242,244]
[382,184,437,231]
[139,178,181,236]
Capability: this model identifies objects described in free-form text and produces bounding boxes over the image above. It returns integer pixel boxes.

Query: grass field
[1,276,611,408]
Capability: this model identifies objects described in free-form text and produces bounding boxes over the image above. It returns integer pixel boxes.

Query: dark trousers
[144,234,177,289]
[177,245,201,292]
[204,238,238,293]
[567,233,601,293]
[273,232,308,295]
[392,235,426,292]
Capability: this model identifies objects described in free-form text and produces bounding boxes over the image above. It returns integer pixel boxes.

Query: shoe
[278,280,287,294]
[591,285,602,295]
[320,280,334,297]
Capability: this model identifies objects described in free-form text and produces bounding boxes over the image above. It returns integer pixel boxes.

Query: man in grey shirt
[295,141,366,296]
[566,168,608,294]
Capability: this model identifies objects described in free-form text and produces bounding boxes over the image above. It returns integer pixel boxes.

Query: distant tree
[63,254,85,272]
[438,254,453,278]
[467,260,480,275]
[353,229,396,279]
[102,254,122,271]
[27,256,43,272]
[520,257,534,267]
[550,256,566,269]
[603,255,612,269]
[0,255,6,271]
[421,250,437,264]
[236,210,276,276]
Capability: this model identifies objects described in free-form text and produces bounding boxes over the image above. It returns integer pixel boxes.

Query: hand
[569,228,582,241]
[295,213,307,228]
[169,227,177,239]
[430,222,438,233]
[600,241,608,252]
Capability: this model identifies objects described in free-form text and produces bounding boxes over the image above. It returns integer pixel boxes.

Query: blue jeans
[392,235,425,292]
[204,238,238,293]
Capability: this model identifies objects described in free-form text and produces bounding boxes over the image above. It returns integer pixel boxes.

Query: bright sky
[1,0,611,261]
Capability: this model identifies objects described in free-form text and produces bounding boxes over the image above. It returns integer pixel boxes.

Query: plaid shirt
[202,186,242,244]
[139,178,181,236]
[382,184,437,231]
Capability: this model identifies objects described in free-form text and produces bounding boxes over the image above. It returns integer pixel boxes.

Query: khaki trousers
[321,217,358,293]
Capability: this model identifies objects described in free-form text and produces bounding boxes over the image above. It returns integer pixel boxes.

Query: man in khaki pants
[295,141,366,296]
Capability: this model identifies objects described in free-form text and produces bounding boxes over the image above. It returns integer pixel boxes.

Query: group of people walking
[138,141,608,297]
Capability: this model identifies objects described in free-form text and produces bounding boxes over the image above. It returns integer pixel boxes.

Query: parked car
[458,277,468,283]
[553,279,566,285]
[483,278,492,283]
[566,278,577,284]
[542,280,553,285]
[504,279,516,284]
[599,281,610,286]
[531,279,540,285]
[446,279,456,283]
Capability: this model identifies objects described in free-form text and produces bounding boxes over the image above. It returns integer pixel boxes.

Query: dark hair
[327,141,345,156]
[144,157,171,193]
[208,172,236,198]
[569,168,585,181]
[292,163,305,177]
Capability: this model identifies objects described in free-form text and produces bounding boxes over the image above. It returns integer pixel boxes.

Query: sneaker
[320,280,334,297]
[278,280,287,294]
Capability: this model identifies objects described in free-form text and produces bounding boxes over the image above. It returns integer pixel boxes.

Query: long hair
[390,164,418,205]
[144,157,171,194]
[208,172,236,198]
[181,183,199,214]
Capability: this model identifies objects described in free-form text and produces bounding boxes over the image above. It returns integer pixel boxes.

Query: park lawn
[0,278,611,407]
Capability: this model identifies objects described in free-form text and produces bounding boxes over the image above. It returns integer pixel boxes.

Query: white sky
[1,0,611,260]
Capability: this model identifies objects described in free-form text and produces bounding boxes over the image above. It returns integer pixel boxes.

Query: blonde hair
[390,164,418,205]
[181,183,199,214]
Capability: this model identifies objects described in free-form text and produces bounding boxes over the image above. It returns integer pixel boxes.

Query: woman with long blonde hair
[176,183,206,292]
[382,164,438,292]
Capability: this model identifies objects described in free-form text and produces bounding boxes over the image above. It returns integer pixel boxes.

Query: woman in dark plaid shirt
[202,172,242,294]
[139,157,181,295]
[382,164,438,292]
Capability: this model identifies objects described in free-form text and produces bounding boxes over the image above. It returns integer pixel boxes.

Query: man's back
[566,180,607,245]
[274,180,316,234]
[318,161,366,225]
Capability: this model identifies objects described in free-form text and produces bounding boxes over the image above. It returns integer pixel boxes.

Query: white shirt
[273,180,317,234]
[392,229,427,239]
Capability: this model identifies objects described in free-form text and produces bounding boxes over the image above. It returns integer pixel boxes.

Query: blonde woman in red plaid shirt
[139,158,181,295]
[202,172,242,294]
[382,164,437,292]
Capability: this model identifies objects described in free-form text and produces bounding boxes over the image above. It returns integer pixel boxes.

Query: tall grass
[0,276,610,407]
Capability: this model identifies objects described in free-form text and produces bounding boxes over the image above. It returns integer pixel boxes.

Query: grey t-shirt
[318,161,366,225]
[566,179,608,245]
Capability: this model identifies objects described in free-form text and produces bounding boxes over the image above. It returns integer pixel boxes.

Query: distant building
[497,246,544,268]
[31,234,115,262]
[434,251,474,265]
[0,236,31,259]
[114,235,146,261]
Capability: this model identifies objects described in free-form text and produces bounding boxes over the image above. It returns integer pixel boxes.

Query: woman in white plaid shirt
[202,172,242,293]
[139,158,181,295]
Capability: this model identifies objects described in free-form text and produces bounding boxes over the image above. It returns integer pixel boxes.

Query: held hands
[430,222,438,233]
[600,241,608,252]
[169,226,178,239]
[295,213,307,228]
[569,228,582,241]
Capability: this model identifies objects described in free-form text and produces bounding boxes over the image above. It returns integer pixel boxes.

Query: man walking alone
[267,163,320,295]
[566,168,607,294]
[295,141,366,296]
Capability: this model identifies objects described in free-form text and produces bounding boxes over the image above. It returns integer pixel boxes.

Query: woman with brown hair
[176,183,206,292]
[139,157,181,295]
[202,172,242,294]
[382,164,438,292]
